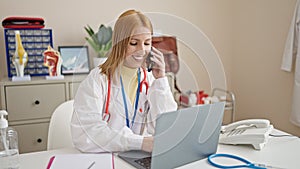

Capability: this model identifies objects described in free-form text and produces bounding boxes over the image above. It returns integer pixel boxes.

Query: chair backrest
[47,100,74,150]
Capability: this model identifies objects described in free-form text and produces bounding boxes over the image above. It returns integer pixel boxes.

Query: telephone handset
[146,49,154,72]
[219,119,273,150]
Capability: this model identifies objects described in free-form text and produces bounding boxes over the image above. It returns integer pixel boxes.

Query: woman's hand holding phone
[147,47,165,79]
[146,52,154,72]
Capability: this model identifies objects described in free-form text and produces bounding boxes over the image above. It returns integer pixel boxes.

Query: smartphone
[146,50,154,72]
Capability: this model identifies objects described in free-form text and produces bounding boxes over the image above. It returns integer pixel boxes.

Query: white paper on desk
[47,153,114,169]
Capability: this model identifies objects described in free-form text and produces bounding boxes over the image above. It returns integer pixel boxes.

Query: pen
[87,161,95,169]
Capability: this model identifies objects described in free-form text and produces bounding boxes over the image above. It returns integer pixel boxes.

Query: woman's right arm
[70,69,143,153]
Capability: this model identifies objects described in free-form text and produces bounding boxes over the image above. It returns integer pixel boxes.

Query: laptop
[118,102,225,169]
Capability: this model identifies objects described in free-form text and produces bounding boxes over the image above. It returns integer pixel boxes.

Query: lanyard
[120,69,141,128]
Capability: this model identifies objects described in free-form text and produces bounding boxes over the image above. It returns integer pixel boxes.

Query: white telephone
[219,119,273,150]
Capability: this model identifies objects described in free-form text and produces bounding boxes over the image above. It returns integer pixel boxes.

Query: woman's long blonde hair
[100,9,153,78]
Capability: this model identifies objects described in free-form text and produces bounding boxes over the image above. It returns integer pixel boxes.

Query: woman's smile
[132,54,146,61]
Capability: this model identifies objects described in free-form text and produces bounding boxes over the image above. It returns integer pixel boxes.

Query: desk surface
[19,129,300,169]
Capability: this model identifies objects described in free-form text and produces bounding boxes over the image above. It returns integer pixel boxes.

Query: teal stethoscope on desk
[208,154,285,169]
[103,68,149,128]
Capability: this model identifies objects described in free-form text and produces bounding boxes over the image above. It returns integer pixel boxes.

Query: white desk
[19,129,300,169]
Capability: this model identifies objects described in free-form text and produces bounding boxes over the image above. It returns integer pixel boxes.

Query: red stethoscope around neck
[102,68,149,125]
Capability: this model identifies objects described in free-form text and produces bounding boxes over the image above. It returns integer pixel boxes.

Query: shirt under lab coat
[70,67,178,152]
[282,0,300,126]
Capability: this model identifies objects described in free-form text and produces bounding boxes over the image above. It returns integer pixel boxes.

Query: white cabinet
[5,84,65,121]
[69,82,81,99]
[0,75,86,153]
[13,122,49,153]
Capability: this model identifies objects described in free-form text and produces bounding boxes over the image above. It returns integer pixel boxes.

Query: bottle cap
[0,110,8,128]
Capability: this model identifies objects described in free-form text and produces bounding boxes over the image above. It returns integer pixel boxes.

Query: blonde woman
[71,9,177,153]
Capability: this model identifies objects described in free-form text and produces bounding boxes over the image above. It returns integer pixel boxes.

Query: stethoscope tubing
[208,154,266,169]
[103,75,111,122]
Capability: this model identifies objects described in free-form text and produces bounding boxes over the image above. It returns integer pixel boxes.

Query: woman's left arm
[146,75,178,134]
[145,47,177,134]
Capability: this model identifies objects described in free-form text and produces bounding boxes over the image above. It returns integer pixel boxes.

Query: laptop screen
[151,102,225,169]
[118,102,225,169]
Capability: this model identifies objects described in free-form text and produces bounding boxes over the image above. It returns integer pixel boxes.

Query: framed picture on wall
[58,46,90,75]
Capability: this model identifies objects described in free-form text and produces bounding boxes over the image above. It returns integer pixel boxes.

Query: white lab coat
[282,0,300,126]
[70,67,178,152]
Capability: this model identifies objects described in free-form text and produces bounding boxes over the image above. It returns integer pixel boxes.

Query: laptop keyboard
[134,157,151,169]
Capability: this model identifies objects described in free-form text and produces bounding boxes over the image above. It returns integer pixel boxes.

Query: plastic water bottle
[0,110,19,169]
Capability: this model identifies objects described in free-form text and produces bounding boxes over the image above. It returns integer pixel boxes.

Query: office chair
[47,100,74,150]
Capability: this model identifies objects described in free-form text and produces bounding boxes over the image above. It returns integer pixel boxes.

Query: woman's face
[123,26,152,68]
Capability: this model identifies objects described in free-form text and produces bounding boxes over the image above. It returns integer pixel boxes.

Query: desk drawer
[5,84,66,121]
[13,122,49,153]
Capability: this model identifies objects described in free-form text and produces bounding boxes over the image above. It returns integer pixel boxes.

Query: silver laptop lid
[151,102,225,169]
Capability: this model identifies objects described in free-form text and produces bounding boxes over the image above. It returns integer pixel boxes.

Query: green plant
[84,24,112,58]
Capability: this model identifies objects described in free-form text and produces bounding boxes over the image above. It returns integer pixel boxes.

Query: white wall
[232,0,300,136]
